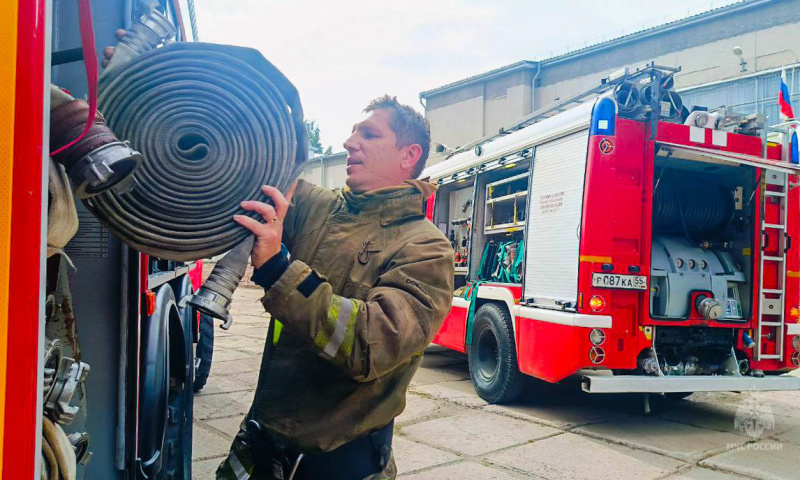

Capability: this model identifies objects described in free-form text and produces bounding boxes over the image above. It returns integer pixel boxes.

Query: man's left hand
[234,182,297,269]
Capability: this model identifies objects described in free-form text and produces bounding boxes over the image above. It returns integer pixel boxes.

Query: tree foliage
[304,120,323,152]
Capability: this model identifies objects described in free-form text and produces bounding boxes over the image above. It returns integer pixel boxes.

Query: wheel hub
[477,328,500,381]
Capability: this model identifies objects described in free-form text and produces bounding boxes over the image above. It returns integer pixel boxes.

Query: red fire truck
[424,65,800,405]
[3,0,204,478]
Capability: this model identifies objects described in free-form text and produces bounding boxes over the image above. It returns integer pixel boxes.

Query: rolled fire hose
[41,417,77,480]
[88,23,307,328]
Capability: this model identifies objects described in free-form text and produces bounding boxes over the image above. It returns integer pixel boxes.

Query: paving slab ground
[700,441,800,480]
[400,410,560,456]
[193,288,800,479]
[485,432,686,480]
[663,467,754,480]
[574,417,748,461]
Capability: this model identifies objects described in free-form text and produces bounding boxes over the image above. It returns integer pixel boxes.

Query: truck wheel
[467,303,524,404]
[193,313,214,393]
[158,289,195,479]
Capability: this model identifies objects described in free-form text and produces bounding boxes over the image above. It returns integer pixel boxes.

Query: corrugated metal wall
[680,66,799,125]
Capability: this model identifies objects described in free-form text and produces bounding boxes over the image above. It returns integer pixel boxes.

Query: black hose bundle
[91,42,306,260]
[653,180,733,238]
[90,41,307,327]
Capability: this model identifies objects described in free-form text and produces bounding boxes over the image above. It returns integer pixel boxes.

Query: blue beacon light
[590,97,617,137]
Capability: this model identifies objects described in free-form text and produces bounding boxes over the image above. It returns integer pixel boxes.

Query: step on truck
[423,64,800,404]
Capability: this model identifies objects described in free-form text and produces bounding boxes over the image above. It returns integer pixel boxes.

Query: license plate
[592,273,647,291]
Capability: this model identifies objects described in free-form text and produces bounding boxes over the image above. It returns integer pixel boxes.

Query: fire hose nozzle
[696,294,723,320]
[181,288,234,330]
[102,7,175,74]
[182,237,254,330]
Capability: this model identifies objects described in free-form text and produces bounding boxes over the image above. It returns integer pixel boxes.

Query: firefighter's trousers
[215,419,397,480]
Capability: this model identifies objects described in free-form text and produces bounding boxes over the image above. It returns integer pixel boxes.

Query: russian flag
[779,69,794,121]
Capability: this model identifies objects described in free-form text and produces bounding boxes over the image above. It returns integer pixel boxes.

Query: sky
[195,0,741,152]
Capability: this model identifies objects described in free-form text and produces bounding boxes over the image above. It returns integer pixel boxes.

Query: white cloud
[196,0,739,150]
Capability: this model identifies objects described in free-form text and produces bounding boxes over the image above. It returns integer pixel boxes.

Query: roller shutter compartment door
[523,130,589,307]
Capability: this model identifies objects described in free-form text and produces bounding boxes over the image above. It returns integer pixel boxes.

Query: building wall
[299,153,348,190]
[536,3,800,110]
[425,70,535,165]
[425,83,486,156]
[423,0,800,166]
[484,70,533,136]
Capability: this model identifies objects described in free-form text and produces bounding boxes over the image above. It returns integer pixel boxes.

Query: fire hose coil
[89,42,307,261]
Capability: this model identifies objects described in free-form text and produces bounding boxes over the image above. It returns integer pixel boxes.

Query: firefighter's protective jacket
[252,179,454,453]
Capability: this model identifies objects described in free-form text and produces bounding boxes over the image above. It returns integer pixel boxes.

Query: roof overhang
[420,60,539,100]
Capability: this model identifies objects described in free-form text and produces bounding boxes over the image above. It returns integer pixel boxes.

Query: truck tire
[158,287,195,480]
[467,303,524,404]
[193,313,214,393]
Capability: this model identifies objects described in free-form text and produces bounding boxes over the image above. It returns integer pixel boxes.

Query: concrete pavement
[193,287,800,479]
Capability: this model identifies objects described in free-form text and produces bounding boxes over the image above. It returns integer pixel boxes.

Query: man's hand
[101,29,126,68]
[234,182,297,269]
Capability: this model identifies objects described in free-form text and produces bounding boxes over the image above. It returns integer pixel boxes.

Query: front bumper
[582,373,800,393]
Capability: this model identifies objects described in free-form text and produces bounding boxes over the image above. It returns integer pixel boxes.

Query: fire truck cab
[424,64,800,404]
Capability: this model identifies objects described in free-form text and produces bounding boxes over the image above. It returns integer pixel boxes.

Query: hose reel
[653,180,734,238]
[613,77,683,122]
[90,27,307,328]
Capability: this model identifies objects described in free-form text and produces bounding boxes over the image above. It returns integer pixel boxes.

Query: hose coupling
[695,294,723,320]
[49,86,143,198]
[68,141,143,198]
[102,7,175,74]
[182,237,254,330]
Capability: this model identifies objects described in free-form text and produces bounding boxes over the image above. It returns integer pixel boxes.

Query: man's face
[343,109,419,193]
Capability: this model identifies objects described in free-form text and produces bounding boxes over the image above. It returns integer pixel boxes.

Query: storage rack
[484,173,528,235]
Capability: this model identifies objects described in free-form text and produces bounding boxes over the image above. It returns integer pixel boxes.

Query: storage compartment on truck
[432,178,475,288]
[470,163,529,285]
[649,150,757,322]
[522,131,589,307]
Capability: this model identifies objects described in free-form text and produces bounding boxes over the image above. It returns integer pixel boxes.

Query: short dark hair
[364,95,431,179]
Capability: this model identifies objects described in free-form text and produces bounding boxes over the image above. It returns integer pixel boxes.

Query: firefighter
[217,95,455,480]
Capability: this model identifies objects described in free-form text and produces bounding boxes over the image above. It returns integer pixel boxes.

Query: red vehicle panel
[4,1,47,477]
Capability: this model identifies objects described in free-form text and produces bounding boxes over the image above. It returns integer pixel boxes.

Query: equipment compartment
[649,152,757,322]
[467,163,530,285]
[432,179,475,288]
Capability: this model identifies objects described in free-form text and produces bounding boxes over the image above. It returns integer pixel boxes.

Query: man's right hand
[234,182,297,269]
[101,29,127,68]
